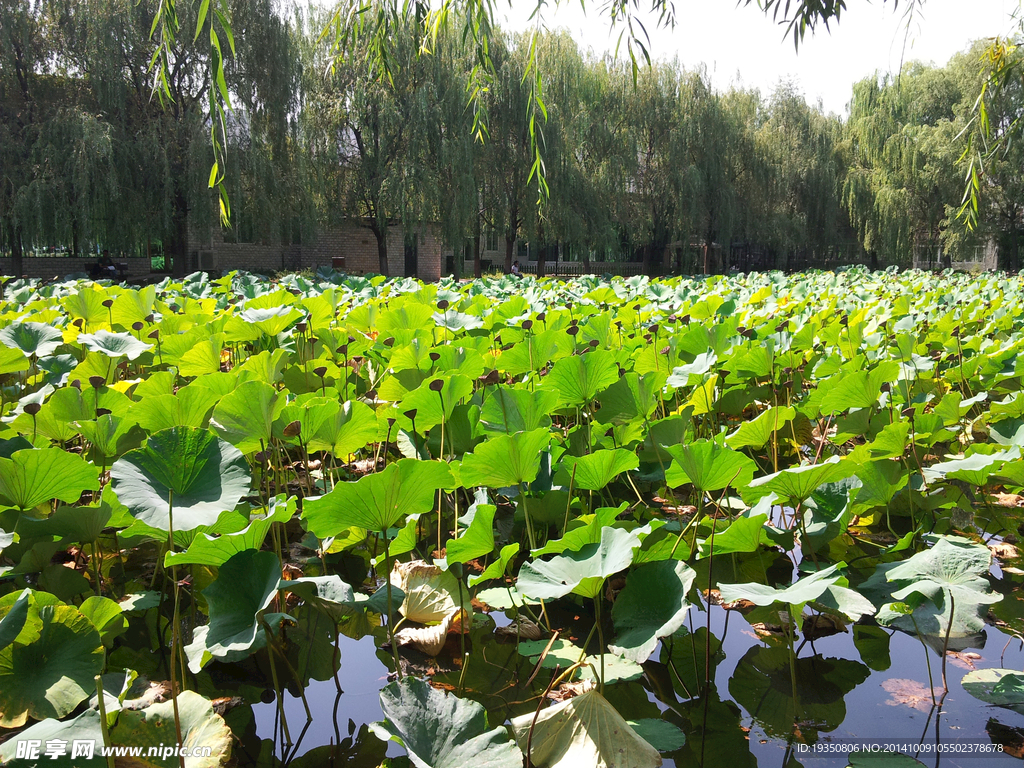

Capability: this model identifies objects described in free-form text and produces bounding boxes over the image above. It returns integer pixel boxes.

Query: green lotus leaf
[719,563,847,612]
[0,447,100,511]
[479,387,557,434]
[307,399,378,458]
[208,380,285,454]
[960,668,1024,715]
[696,513,772,558]
[0,589,31,651]
[725,406,796,449]
[627,719,687,753]
[593,372,661,425]
[77,329,153,360]
[369,677,521,768]
[280,576,400,621]
[518,526,640,600]
[475,585,540,610]
[273,397,340,442]
[186,549,282,671]
[517,638,644,683]
[0,321,64,358]
[128,385,223,433]
[609,560,696,663]
[664,440,755,492]
[396,375,474,432]
[469,542,520,587]
[886,534,1002,616]
[667,351,717,386]
[110,427,252,532]
[745,455,852,503]
[460,429,551,489]
[302,458,453,537]
[0,589,59,648]
[78,595,127,648]
[164,495,295,568]
[111,285,156,328]
[238,304,303,336]
[0,346,30,374]
[110,690,233,768]
[176,336,224,377]
[508,688,661,768]
[819,368,890,414]
[446,502,497,565]
[921,447,1020,486]
[0,708,106,767]
[0,604,105,728]
[557,449,638,491]
[531,505,625,557]
[62,288,107,332]
[78,414,147,464]
[541,348,618,407]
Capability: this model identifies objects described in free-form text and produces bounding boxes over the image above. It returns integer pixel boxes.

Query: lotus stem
[91,539,102,596]
[594,596,605,694]
[94,675,116,768]
[263,621,292,745]
[457,652,470,695]
[908,611,938,706]
[457,574,467,663]
[166,491,186,768]
[382,531,403,681]
[518,482,537,551]
[269,635,312,721]
[941,592,955,692]
[563,464,577,534]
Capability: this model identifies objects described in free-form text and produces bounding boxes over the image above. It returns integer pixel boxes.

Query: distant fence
[912,243,998,272]
[520,261,647,277]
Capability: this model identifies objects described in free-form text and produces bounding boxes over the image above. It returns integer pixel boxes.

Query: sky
[499,0,1018,115]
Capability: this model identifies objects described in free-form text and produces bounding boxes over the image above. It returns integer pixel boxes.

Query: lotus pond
[3,268,1024,767]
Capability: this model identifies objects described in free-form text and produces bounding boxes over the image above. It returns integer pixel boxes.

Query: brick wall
[188,220,444,279]
[3,222,446,281]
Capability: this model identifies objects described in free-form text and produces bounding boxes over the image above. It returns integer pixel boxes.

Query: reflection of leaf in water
[728,646,869,741]
[667,694,757,768]
[986,718,1024,759]
[287,723,387,768]
[853,625,891,671]
[658,627,723,699]
[880,678,939,713]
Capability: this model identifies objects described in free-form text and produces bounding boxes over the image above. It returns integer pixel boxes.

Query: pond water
[232,599,1024,767]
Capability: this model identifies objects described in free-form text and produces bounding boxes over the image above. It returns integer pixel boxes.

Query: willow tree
[11,0,299,277]
[753,83,845,268]
[673,76,757,274]
[476,31,537,274]
[304,10,447,277]
[841,62,965,267]
[0,0,49,276]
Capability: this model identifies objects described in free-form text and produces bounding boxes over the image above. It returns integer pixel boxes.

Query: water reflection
[229,599,1024,767]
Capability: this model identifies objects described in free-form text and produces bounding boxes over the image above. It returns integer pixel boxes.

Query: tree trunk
[869,250,879,271]
[171,193,189,278]
[536,244,547,278]
[473,217,482,279]
[582,245,591,274]
[369,222,389,277]
[10,221,24,278]
[504,235,515,274]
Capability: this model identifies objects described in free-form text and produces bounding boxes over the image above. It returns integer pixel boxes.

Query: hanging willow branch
[148,0,235,226]
[152,0,887,222]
